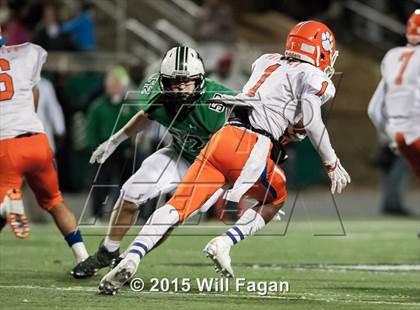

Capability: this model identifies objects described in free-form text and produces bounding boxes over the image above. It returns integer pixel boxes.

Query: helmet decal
[175,46,188,71]
[301,43,315,54]
[321,32,334,52]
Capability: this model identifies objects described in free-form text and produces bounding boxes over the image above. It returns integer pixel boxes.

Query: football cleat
[98,253,139,295]
[109,256,123,270]
[2,189,29,239]
[203,236,234,278]
[71,242,119,279]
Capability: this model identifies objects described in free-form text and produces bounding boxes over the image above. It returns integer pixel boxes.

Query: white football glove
[89,130,128,164]
[325,159,351,194]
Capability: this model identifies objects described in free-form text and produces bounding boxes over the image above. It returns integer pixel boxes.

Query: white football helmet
[159,47,206,119]
[160,46,205,79]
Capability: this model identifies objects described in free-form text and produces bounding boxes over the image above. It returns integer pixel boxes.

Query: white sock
[104,238,121,252]
[72,242,89,263]
[127,204,179,260]
[224,208,266,246]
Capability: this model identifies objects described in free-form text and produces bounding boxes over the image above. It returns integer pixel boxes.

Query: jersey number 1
[247,64,281,97]
[394,51,414,85]
[0,59,14,101]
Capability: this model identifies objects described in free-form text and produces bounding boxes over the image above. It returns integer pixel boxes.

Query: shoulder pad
[304,69,335,103]
[251,53,282,71]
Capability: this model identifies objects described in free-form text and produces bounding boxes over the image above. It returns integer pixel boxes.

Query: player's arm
[121,110,152,137]
[89,110,152,164]
[90,72,160,164]
[30,45,47,112]
[108,109,153,142]
[33,86,40,112]
[301,94,350,194]
[301,95,336,165]
[46,82,66,137]
[367,79,387,133]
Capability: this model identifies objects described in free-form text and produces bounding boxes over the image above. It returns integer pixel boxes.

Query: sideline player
[72,47,236,277]
[0,31,89,263]
[368,9,420,180]
[99,21,351,294]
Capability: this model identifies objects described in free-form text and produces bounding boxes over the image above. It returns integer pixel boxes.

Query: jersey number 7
[0,59,14,101]
[394,51,414,85]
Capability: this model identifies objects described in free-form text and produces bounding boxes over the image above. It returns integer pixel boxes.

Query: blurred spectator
[195,0,237,42]
[5,4,31,45]
[86,66,137,220]
[128,63,146,87]
[208,53,245,92]
[61,1,95,51]
[37,77,66,153]
[33,5,75,51]
[0,0,11,25]
[195,0,237,70]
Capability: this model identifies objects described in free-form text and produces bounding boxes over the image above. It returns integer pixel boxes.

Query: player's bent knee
[121,179,155,206]
[166,197,190,222]
[42,196,64,212]
[120,200,139,213]
[46,201,69,216]
[150,204,180,225]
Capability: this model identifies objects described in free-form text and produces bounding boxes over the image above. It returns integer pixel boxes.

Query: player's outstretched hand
[325,159,351,194]
[89,139,117,164]
[89,130,128,164]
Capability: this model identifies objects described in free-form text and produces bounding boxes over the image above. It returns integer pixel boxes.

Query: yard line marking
[248,264,420,272]
[0,285,419,307]
[164,262,420,272]
[0,285,98,292]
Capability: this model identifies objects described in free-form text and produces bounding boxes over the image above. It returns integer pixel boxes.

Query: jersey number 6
[0,59,14,101]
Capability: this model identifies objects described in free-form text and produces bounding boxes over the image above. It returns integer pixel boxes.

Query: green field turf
[1,219,419,309]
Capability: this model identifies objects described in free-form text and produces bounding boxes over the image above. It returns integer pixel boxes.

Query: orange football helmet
[284,21,338,78]
[406,9,420,45]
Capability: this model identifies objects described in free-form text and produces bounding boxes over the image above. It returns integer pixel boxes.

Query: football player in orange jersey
[0,29,89,264]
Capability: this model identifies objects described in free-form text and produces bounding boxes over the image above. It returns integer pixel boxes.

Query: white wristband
[323,155,338,168]
[111,129,129,145]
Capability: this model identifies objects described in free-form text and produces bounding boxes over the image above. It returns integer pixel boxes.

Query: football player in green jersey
[72,46,235,278]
